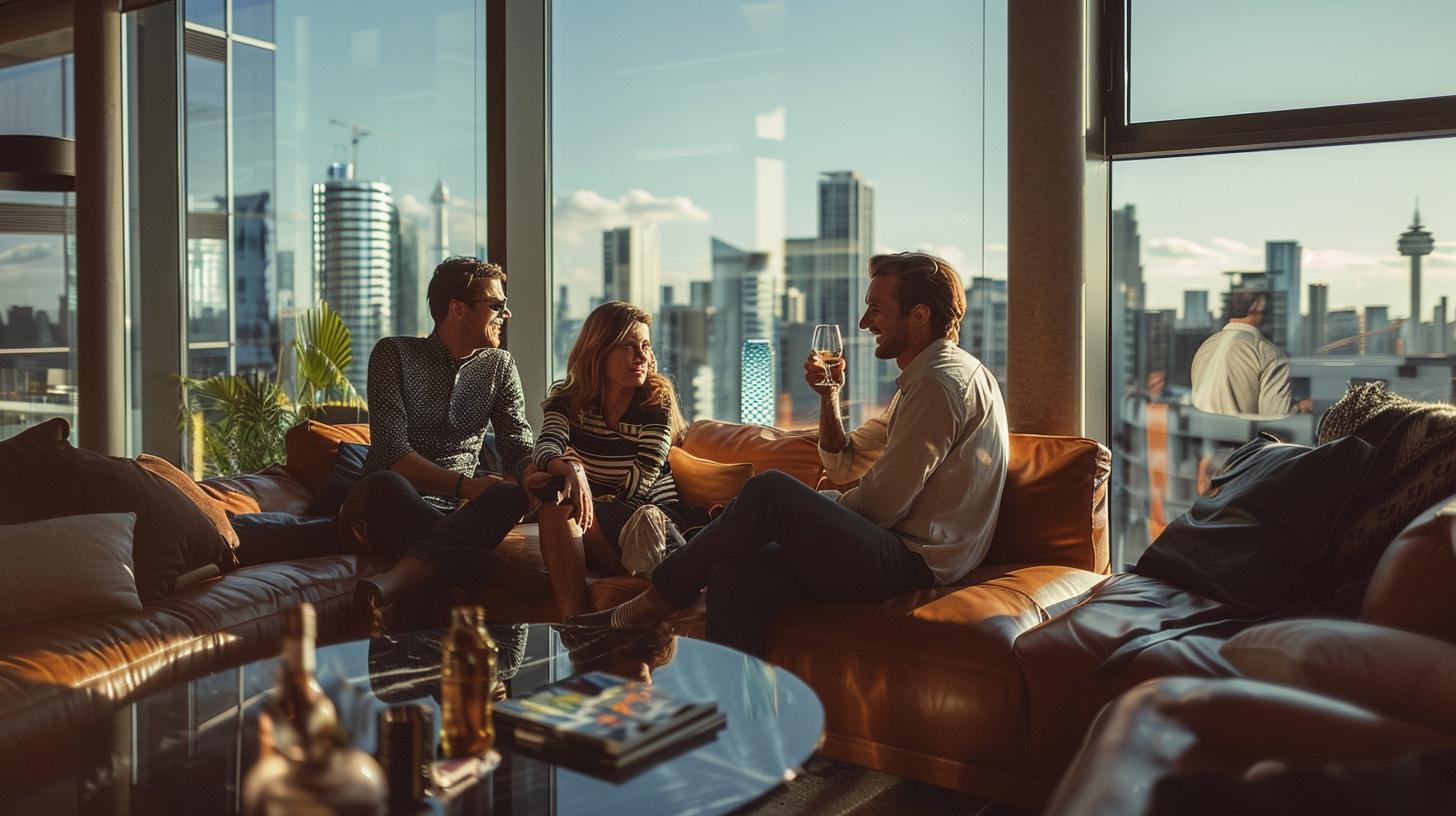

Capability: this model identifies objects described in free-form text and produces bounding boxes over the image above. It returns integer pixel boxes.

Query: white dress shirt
[1190,322,1295,418]
[819,338,1009,585]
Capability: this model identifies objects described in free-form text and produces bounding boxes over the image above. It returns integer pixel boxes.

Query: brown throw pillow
[666,447,754,510]
[679,420,824,486]
[284,420,371,496]
[0,419,235,601]
[137,454,240,551]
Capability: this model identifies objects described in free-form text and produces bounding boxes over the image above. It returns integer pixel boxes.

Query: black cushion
[1134,433,1376,615]
[231,512,340,566]
[0,418,234,601]
[307,442,370,516]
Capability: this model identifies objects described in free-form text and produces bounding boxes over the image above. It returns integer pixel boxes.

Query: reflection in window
[0,53,77,441]
[1110,139,1456,565]
[185,53,227,214]
[552,0,1006,429]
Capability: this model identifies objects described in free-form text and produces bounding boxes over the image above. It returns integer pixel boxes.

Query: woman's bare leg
[538,502,590,618]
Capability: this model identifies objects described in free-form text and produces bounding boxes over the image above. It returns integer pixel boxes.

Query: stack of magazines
[495,672,726,775]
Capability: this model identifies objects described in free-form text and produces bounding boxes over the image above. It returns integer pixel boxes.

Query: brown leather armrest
[1046,677,1456,816]
[1361,496,1456,642]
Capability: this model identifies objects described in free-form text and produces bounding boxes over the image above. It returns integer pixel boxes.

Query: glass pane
[233,43,278,373]
[1109,139,1456,566]
[185,53,227,213]
[233,0,275,41]
[188,346,230,378]
[188,236,230,342]
[552,0,1006,428]
[275,0,486,399]
[186,0,225,31]
[1128,0,1456,122]
[1,54,78,442]
[0,55,73,137]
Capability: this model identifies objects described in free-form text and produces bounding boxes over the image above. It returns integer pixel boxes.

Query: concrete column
[74,0,127,455]
[1007,0,1087,436]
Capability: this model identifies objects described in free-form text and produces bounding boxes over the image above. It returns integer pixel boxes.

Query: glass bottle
[440,605,496,758]
[243,602,387,816]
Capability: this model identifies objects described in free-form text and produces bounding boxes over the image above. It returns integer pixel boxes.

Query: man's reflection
[1191,288,1313,418]
[557,624,677,684]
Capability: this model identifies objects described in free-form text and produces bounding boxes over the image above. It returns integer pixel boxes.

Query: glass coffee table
[14,624,823,816]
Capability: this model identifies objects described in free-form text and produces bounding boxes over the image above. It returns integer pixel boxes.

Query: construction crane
[328,119,405,175]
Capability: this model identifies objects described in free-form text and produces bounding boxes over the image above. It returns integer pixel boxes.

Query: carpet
[737,754,1031,816]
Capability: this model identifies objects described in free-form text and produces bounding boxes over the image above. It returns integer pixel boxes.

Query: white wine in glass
[811,324,844,387]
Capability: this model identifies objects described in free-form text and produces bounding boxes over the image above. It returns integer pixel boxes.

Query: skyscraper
[1307,282,1329,354]
[962,276,1008,389]
[1265,241,1301,354]
[710,237,776,421]
[1180,289,1212,331]
[1365,305,1394,355]
[1111,205,1144,398]
[1325,308,1360,355]
[1398,203,1434,353]
[233,192,278,373]
[313,162,395,396]
[602,225,661,319]
[659,300,713,422]
[392,212,421,338]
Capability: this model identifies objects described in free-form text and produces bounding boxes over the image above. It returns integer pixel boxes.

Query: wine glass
[811,324,844,387]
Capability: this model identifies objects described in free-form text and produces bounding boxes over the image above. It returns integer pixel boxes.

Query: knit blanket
[1316,382,1456,612]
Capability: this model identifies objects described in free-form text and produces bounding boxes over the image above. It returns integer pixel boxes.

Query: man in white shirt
[573,252,1009,657]
[1190,289,1312,418]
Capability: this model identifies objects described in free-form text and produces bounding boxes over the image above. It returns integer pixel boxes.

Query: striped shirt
[532,392,678,507]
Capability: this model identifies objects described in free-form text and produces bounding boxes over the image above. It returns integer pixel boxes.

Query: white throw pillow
[1222,618,1456,731]
[0,513,143,627]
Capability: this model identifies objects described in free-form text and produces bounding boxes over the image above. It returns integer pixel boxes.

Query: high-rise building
[313,162,395,397]
[1265,241,1302,354]
[1307,282,1329,355]
[392,213,421,337]
[1398,204,1434,353]
[659,301,713,422]
[1365,305,1395,355]
[602,225,661,319]
[962,276,1008,389]
[1137,309,1177,387]
[1111,205,1144,400]
[1180,289,1212,331]
[1325,308,1360,355]
[710,237,776,421]
[1436,296,1450,354]
[233,192,278,373]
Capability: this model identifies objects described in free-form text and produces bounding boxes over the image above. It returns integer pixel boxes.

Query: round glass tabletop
[42,624,824,816]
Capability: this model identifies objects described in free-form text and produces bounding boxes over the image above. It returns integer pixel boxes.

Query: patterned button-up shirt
[363,334,534,505]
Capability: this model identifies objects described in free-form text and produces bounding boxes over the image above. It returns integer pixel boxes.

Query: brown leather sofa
[0,419,1113,806]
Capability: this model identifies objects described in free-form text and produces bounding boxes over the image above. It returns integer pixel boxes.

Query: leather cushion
[766,563,1107,774]
[199,465,315,516]
[284,421,371,496]
[0,513,143,626]
[679,420,824,486]
[666,447,753,510]
[1013,572,1244,776]
[1223,618,1456,732]
[137,453,241,550]
[1361,492,1456,641]
[984,434,1111,572]
[0,419,235,601]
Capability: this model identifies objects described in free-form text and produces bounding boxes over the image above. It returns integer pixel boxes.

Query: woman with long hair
[528,301,702,617]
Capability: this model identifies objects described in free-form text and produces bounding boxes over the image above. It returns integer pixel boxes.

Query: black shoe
[353,579,394,638]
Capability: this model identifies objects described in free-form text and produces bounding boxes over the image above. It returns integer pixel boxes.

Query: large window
[551,0,1006,430]
[1107,1,1456,566]
[0,56,77,441]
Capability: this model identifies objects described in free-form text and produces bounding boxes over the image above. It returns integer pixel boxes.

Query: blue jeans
[650,470,935,657]
[339,470,528,592]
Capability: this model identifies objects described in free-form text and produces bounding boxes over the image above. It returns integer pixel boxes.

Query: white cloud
[552,188,709,245]
[0,242,58,266]
[1211,237,1259,255]
[920,244,968,272]
[1146,236,1222,260]
[397,192,431,221]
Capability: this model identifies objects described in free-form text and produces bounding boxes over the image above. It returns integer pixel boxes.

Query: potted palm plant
[180,302,367,477]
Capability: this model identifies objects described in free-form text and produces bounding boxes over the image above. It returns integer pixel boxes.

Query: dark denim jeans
[650,470,935,657]
[339,470,528,592]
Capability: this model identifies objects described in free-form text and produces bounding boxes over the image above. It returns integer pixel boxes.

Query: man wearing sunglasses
[341,255,535,633]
